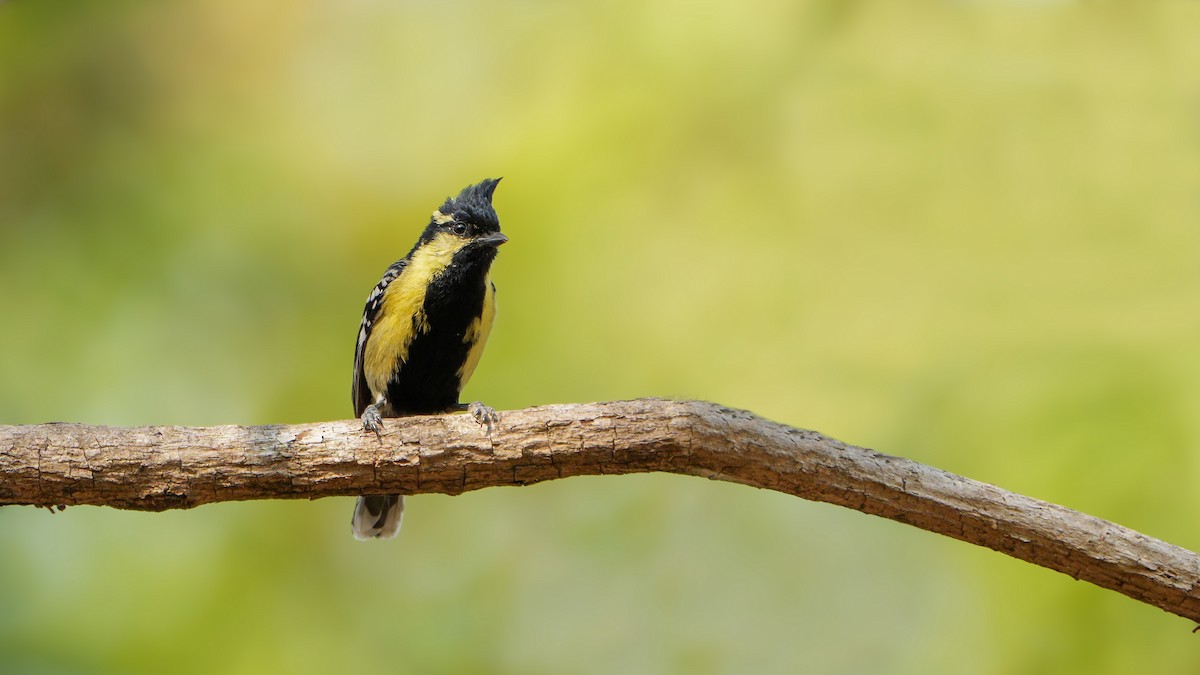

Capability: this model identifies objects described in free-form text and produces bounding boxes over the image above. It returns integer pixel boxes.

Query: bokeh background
[2,0,1199,673]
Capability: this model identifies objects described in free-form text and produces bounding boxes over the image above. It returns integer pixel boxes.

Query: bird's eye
[451,223,469,236]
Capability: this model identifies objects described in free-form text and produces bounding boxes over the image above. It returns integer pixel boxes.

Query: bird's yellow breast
[458,277,496,386]
[363,232,467,397]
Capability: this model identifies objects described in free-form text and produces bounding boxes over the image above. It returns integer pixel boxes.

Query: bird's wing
[352,258,407,417]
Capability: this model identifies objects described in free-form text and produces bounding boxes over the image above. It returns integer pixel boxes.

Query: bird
[349,178,507,539]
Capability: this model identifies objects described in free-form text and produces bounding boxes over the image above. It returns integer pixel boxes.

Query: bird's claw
[362,405,383,440]
[467,401,499,434]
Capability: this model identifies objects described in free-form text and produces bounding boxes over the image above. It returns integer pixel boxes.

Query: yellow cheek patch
[458,275,496,386]
[363,232,467,396]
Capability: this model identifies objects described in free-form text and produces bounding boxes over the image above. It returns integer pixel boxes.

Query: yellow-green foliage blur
[2,1,1199,673]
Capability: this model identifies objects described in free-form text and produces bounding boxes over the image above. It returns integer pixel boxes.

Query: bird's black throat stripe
[384,244,496,414]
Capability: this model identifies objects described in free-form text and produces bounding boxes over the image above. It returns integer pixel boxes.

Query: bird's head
[421,178,508,250]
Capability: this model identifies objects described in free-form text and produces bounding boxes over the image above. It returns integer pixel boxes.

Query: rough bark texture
[2,398,1198,623]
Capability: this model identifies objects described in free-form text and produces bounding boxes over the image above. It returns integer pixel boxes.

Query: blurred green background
[2,0,1199,672]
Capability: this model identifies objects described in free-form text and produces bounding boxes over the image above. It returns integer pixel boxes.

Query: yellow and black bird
[350,178,507,539]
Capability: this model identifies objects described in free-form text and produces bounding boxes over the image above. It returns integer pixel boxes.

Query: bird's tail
[351,494,404,540]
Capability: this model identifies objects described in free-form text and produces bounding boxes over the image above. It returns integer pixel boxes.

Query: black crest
[439,178,502,231]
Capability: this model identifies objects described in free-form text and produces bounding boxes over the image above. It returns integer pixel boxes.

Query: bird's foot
[361,404,384,440]
[466,401,499,434]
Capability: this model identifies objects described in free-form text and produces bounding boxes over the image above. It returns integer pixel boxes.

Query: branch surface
[2,398,1198,623]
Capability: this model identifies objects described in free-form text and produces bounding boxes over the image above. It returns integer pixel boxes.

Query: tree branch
[1,398,1197,623]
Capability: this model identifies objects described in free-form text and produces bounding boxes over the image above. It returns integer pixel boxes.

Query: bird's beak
[477,232,509,248]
